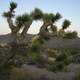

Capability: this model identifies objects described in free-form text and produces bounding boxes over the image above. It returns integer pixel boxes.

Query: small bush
[31,36,43,52]
[47,61,65,72]
[64,31,78,39]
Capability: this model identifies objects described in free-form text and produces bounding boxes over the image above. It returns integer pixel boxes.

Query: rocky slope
[0,34,80,49]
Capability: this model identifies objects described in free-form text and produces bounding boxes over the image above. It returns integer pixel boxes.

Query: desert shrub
[72,54,80,63]
[32,35,43,45]
[47,61,65,72]
[57,29,65,37]
[64,31,78,39]
[56,52,68,61]
[69,49,79,56]
[27,36,46,67]
[47,49,72,72]
[31,36,43,52]
[27,51,46,67]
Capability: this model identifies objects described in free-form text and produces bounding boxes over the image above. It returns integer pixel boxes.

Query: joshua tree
[3,2,33,37]
[58,19,71,37]
[62,19,71,30]
[30,8,62,38]
[15,13,33,36]
[19,8,44,37]
[3,2,18,34]
[49,12,62,35]
[30,8,50,38]
[39,12,62,38]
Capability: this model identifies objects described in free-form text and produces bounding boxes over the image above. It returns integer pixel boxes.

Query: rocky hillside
[0,34,80,49]
[43,37,80,49]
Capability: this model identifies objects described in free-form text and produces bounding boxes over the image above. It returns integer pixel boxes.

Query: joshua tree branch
[21,21,32,36]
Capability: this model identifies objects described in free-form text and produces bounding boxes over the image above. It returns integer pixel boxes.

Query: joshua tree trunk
[7,17,19,34]
[7,17,14,32]
[39,22,51,39]
[21,22,32,37]
[50,24,57,36]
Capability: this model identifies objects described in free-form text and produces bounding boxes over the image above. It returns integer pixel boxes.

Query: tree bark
[7,17,21,34]
[21,22,32,37]
[50,24,57,36]
[39,22,51,38]
[7,17,14,32]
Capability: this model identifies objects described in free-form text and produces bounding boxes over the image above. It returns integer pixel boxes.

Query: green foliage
[43,13,55,22]
[31,43,39,52]
[30,8,43,20]
[43,12,61,23]
[16,13,32,26]
[54,12,62,22]
[43,13,50,22]
[62,19,71,30]
[56,53,68,61]
[10,2,17,12]
[27,36,45,67]
[3,2,17,18]
[16,15,23,27]
[47,49,74,72]
[64,31,78,39]
[21,13,32,23]
[49,13,55,22]
[31,36,43,52]
[47,61,65,72]
[3,12,14,18]
[70,49,79,55]
[28,52,42,64]
[57,29,65,37]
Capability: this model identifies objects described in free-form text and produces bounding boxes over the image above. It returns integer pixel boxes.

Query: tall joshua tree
[30,8,49,38]
[39,13,52,38]
[30,8,52,38]
[21,8,43,37]
[3,2,18,34]
[39,12,62,38]
[3,2,33,37]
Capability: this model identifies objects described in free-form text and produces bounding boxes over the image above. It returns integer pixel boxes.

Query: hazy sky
[0,0,80,36]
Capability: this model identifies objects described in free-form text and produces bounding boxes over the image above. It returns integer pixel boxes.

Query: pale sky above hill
[0,0,80,36]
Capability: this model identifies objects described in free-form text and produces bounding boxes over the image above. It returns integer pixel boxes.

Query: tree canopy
[3,1,77,39]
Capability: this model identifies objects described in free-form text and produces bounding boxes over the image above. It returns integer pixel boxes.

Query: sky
[0,0,80,36]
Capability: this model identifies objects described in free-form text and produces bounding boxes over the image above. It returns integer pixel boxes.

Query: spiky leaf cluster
[30,8,43,20]
[43,12,61,23]
[16,13,32,27]
[54,13,62,22]
[3,11,14,18]
[10,2,17,12]
[62,19,71,30]
[3,2,17,18]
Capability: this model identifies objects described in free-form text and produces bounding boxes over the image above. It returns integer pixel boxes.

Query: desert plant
[64,31,78,38]
[62,19,71,30]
